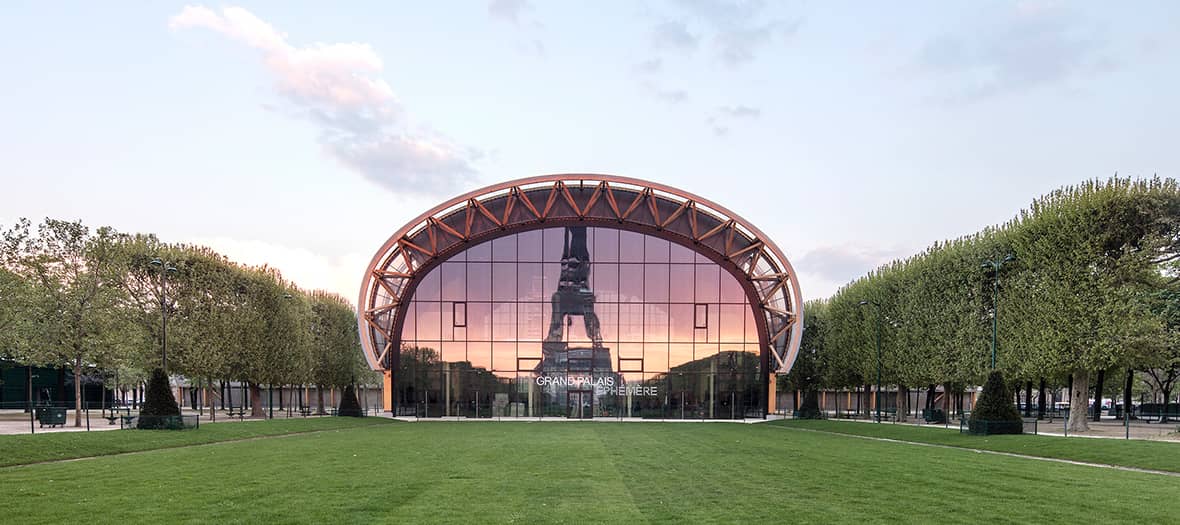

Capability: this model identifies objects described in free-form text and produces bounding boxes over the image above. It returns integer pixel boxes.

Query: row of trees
[785,177,1180,432]
[0,218,374,426]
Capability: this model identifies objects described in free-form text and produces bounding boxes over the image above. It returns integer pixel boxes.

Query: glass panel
[618,342,643,359]
[492,302,517,341]
[416,266,441,301]
[669,343,694,370]
[517,263,544,302]
[643,264,669,302]
[669,303,694,343]
[670,242,695,263]
[466,262,491,302]
[518,302,544,341]
[591,262,618,303]
[720,270,745,303]
[744,306,759,343]
[644,303,669,342]
[492,262,517,302]
[695,343,719,362]
[669,264,694,303]
[596,302,619,343]
[543,227,565,262]
[518,230,543,262]
[644,235,670,263]
[618,303,644,342]
[467,239,492,262]
[441,262,466,301]
[467,302,491,341]
[464,340,491,370]
[720,305,745,343]
[399,301,417,341]
[492,342,516,372]
[542,262,561,298]
[619,231,644,263]
[415,301,441,342]
[592,227,618,263]
[618,263,643,302]
[694,264,720,303]
[492,235,517,261]
[644,343,669,372]
[441,341,466,365]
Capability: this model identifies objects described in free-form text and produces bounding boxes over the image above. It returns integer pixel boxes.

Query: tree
[784,300,826,418]
[310,291,363,411]
[5,219,126,426]
[1143,288,1180,421]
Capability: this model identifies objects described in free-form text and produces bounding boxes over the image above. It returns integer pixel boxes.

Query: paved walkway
[0,408,377,435]
[802,413,1180,441]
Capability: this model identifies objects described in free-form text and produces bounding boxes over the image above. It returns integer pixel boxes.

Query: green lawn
[773,419,1180,473]
[2,421,1179,523]
[0,417,389,467]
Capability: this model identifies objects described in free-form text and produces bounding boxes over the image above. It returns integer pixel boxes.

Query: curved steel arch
[358,174,804,375]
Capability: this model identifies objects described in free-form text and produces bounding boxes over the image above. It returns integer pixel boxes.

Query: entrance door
[567,390,593,419]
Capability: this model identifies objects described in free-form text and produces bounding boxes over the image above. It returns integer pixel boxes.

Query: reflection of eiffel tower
[539,227,612,374]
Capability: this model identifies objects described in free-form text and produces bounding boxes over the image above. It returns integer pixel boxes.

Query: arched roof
[358,174,803,375]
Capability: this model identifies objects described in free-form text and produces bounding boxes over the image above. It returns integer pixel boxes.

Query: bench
[298,407,313,416]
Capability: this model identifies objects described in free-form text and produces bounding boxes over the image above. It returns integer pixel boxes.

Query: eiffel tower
[539,227,612,375]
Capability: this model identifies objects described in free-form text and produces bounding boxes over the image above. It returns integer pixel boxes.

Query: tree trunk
[1123,370,1133,421]
[1067,369,1091,432]
[73,358,83,427]
[1163,387,1174,423]
[317,385,325,415]
[1037,377,1046,419]
[896,385,907,422]
[250,383,264,418]
[863,383,872,417]
[1092,369,1106,422]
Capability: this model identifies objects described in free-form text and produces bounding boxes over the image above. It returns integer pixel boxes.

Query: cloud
[170,6,478,196]
[488,0,532,24]
[633,58,664,74]
[914,3,1117,103]
[662,0,801,66]
[706,117,728,136]
[652,20,699,52]
[706,105,760,135]
[639,80,688,104]
[718,105,760,118]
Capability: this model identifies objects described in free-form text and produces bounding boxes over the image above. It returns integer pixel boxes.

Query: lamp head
[858,300,869,306]
[150,258,163,266]
[1003,254,1016,262]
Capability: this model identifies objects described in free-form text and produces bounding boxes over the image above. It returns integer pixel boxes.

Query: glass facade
[392,226,766,419]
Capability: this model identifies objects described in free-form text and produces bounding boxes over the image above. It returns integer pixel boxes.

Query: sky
[1,1,1177,303]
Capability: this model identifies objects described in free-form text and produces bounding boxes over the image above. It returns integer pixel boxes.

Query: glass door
[567,390,593,419]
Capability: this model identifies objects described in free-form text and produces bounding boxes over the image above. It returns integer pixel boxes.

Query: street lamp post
[981,254,1016,370]
[858,300,882,423]
[150,258,178,372]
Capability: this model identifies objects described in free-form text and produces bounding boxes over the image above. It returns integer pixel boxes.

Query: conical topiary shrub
[138,368,182,429]
[337,385,364,417]
[796,389,825,419]
[968,371,1023,435]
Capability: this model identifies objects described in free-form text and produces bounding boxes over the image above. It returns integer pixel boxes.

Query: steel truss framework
[358,174,804,375]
